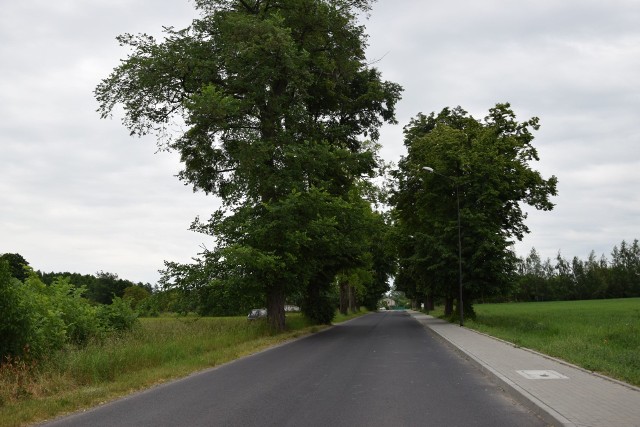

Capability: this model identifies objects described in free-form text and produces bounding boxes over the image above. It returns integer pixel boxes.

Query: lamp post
[422,166,464,326]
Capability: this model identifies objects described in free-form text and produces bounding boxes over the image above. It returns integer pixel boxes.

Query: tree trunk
[444,295,454,317]
[339,280,349,315]
[348,285,357,313]
[426,294,435,311]
[303,274,335,325]
[267,286,285,332]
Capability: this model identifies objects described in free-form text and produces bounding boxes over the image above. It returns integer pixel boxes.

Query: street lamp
[422,166,464,326]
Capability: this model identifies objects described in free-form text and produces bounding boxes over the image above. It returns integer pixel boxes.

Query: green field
[449,299,640,386]
[0,311,365,427]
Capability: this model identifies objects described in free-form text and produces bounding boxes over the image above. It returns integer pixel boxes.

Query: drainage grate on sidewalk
[516,370,569,380]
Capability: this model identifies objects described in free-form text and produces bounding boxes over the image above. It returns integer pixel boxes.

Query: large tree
[391,104,557,318]
[96,0,401,329]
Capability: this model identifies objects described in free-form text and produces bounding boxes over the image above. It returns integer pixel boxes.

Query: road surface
[43,311,546,426]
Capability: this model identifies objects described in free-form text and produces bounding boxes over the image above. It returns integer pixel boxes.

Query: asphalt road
[43,311,546,427]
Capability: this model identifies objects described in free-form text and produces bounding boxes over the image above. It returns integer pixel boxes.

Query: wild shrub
[0,261,31,358]
[47,277,100,345]
[1,265,137,362]
[97,297,138,333]
[135,294,160,317]
[21,272,106,357]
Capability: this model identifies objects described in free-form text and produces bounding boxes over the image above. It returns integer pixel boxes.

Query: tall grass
[460,299,640,386]
[0,311,366,427]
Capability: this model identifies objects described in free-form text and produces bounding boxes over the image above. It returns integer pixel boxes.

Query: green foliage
[135,294,161,317]
[388,290,411,309]
[97,297,138,333]
[361,212,396,310]
[23,274,102,354]
[0,253,29,282]
[390,104,557,314]
[37,270,143,305]
[0,265,138,362]
[123,285,151,309]
[87,271,134,305]
[20,272,102,357]
[513,240,640,302]
[302,274,340,324]
[97,0,401,330]
[0,261,31,358]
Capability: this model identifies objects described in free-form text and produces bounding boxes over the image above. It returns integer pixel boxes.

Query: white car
[247,308,267,320]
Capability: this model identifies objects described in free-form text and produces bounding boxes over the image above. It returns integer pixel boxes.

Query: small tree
[0,261,31,359]
[123,285,152,310]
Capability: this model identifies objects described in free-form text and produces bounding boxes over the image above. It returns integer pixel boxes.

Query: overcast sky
[2,0,639,284]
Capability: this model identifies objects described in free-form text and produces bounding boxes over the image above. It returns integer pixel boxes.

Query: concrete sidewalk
[409,311,640,427]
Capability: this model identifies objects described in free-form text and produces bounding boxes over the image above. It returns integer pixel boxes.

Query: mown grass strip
[431,299,640,386]
[0,311,368,427]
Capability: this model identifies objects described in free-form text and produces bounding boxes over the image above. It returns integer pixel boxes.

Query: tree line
[511,240,640,303]
[389,105,558,320]
[0,252,154,305]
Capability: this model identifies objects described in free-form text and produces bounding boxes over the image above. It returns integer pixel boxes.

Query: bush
[21,272,100,357]
[136,294,160,317]
[122,285,151,310]
[0,261,32,359]
[49,277,100,345]
[97,297,138,333]
[0,265,138,362]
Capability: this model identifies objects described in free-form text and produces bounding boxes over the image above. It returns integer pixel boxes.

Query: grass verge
[430,299,640,386]
[0,310,368,427]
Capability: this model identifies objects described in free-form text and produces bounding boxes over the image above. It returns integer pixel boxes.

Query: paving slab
[409,311,640,427]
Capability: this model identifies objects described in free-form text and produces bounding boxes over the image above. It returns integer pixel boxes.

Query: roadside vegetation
[428,299,640,386]
[2,0,637,423]
[1,251,370,426]
[0,310,367,427]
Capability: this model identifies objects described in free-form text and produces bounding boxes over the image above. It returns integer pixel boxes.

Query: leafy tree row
[97,0,627,324]
[96,0,400,330]
[390,104,558,320]
[38,270,152,305]
[158,201,396,319]
[512,240,640,302]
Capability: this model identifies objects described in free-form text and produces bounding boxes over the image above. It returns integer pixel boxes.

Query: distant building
[380,297,396,308]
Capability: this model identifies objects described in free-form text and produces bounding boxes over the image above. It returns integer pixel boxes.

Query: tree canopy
[96,0,401,329]
[390,104,558,317]
[0,253,29,282]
